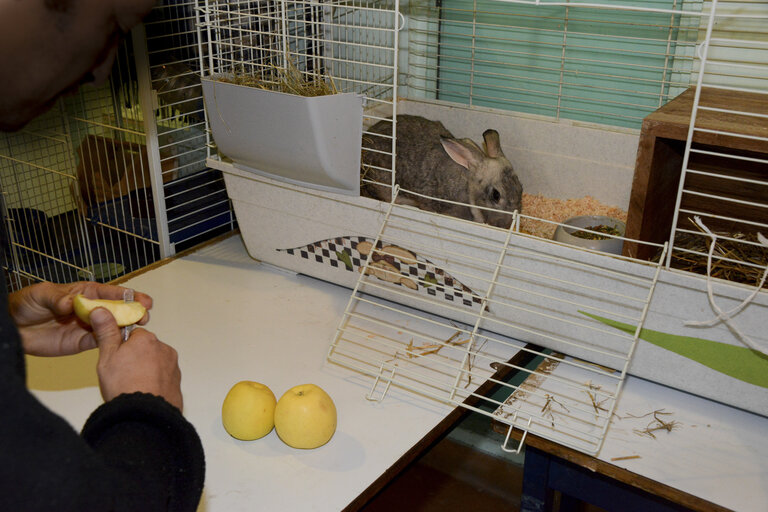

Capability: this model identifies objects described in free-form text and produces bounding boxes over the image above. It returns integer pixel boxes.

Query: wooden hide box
[624,87,768,260]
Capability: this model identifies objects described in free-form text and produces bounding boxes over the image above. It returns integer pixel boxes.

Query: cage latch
[365,362,396,402]
[500,414,532,454]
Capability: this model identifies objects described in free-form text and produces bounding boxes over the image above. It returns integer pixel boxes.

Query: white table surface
[498,356,768,512]
[605,375,768,512]
[27,235,496,512]
[28,234,767,511]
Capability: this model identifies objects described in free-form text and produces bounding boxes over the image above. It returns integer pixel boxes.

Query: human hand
[9,281,152,357]
[90,309,183,411]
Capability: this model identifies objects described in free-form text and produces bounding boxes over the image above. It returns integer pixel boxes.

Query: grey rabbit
[362,115,522,228]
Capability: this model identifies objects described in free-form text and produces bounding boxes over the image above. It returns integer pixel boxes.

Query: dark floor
[358,421,609,512]
[356,354,609,512]
[360,436,524,512]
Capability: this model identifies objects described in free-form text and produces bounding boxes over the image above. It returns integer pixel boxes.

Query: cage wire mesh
[404,0,704,129]
[197,0,400,197]
[398,0,766,287]
[0,105,92,289]
[327,193,667,455]
[195,0,765,455]
[144,0,235,252]
[667,1,768,289]
[0,0,235,291]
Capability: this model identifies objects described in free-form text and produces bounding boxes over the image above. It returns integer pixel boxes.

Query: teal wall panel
[436,1,697,128]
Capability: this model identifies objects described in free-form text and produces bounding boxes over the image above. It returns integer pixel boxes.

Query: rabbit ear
[440,137,485,170]
[482,129,504,157]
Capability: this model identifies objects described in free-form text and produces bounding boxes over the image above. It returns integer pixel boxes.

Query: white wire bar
[146,1,236,252]
[328,192,666,455]
[198,0,400,201]
[666,0,768,287]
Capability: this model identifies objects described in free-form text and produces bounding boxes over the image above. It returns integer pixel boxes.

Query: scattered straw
[400,330,471,360]
[584,380,610,415]
[628,409,680,439]
[541,393,570,427]
[611,455,641,462]
[464,338,487,389]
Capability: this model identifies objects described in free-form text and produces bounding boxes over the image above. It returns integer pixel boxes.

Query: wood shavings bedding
[519,193,627,240]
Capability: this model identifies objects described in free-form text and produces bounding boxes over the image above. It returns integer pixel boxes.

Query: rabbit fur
[362,115,522,228]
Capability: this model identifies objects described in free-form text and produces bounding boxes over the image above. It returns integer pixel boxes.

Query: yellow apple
[274,384,337,449]
[73,294,146,327]
[221,381,277,441]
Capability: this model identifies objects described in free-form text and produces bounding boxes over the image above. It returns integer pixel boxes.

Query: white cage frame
[0,0,235,291]
[328,189,667,455]
[199,0,767,456]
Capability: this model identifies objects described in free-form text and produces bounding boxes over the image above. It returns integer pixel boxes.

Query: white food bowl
[552,215,626,255]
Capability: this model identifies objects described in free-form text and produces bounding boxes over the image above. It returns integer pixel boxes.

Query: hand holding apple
[91,308,183,411]
[9,282,152,357]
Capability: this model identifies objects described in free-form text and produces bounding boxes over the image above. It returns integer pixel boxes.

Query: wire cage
[0,0,235,291]
[199,0,401,193]
[403,0,766,291]
[196,0,768,455]
[666,4,768,289]
[328,193,667,455]
[199,0,767,289]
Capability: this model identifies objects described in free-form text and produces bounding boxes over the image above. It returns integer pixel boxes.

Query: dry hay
[215,60,338,97]
[519,195,766,287]
[667,229,768,289]
[519,193,628,240]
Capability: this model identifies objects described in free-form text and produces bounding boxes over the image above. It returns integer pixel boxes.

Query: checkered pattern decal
[279,236,484,309]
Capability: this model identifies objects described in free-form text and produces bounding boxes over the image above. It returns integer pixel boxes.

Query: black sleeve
[0,384,205,512]
[82,393,206,512]
[0,245,203,511]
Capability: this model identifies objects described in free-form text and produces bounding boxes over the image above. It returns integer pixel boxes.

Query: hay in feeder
[216,60,338,97]
[572,224,623,240]
[665,229,768,289]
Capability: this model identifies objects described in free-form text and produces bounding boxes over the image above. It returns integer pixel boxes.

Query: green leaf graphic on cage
[336,250,353,271]
[422,275,438,288]
[580,311,768,389]
[278,237,483,309]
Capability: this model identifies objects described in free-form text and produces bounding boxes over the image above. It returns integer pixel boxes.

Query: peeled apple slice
[73,294,146,327]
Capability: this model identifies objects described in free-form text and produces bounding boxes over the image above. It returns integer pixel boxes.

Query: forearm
[1,387,204,512]
[82,393,205,512]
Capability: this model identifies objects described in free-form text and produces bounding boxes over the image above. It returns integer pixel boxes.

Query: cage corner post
[131,23,173,259]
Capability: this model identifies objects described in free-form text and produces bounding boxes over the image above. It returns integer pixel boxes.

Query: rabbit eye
[490,187,501,203]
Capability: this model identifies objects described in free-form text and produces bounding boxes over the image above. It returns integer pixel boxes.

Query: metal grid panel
[0,107,93,288]
[65,38,164,276]
[0,1,234,291]
[144,0,235,252]
[400,0,767,286]
[197,0,400,199]
[669,0,768,288]
[198,0,398,97]
[328,191,666,455]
